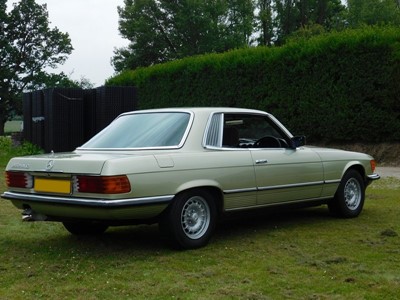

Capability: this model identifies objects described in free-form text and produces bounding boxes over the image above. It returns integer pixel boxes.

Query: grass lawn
[0,143,399,299]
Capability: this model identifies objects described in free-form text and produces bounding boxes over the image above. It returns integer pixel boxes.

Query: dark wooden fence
[23,86,137,152]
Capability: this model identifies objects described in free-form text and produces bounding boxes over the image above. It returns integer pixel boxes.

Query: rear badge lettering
[11,163,30,170]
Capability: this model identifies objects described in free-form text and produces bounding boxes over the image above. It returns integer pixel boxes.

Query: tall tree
[274,0,297,44]
[223,0,255,46]
[112,0,254,71]
[255,0,274,45]
[0,0,72,135]
[346,0,400,27]
[31,72,94,90]
[273,0,345,44]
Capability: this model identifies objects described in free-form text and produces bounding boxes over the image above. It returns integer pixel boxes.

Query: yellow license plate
[34,178,71,194]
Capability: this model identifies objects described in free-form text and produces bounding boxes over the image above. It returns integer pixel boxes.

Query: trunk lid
[6,152,132,175]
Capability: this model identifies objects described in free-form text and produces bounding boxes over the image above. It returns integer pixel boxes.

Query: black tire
[328,169,365,218]
[159,189,217,249]
[63,221,109,235]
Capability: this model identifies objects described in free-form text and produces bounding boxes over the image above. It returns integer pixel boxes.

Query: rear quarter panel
[110,150,257,209]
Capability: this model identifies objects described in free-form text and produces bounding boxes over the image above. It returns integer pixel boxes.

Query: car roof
[120,107,270,116]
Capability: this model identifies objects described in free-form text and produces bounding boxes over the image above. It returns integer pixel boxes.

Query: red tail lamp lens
[74,175,131,194]
[5,171,33,188]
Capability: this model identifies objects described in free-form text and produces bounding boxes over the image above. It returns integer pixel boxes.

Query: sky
[6,0,128,87]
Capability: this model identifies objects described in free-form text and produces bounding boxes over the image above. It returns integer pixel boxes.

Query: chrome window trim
[203,145,250,151]
[203,112,223,148]
[78,110,194,151]
[77,146,185,151]
[203,111,294,150]
[267,114,294,138]
[249,147,288,152]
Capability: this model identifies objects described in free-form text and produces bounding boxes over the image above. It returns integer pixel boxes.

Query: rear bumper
[1,191,174,221]
[1,191,173,208]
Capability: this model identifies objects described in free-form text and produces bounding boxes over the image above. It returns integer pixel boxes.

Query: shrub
[107,26,400,143]
[0,136,43,167]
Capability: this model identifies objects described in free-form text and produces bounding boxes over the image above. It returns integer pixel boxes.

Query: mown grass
[0,141,399,299]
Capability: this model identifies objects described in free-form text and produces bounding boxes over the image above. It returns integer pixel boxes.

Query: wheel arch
[173,183,224,216]
[329,166,366,218]
[343,162,367,184]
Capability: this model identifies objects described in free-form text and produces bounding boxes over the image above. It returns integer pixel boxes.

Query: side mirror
[290,136,306,149]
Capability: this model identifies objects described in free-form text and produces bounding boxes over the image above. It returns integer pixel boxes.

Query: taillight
[73,175,131,194]
[370,160,377,173]
[5,171,33,188]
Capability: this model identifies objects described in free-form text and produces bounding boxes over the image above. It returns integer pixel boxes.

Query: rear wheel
[63,221,109,235]
[328,169,365,218]
[160,189,217,249]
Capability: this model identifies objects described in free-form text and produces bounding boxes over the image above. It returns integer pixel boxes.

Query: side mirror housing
[290,136,306,149]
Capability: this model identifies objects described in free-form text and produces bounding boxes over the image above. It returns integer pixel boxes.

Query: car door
[203,112,257,210]
[221,112,324,205]
[250,147,324,205]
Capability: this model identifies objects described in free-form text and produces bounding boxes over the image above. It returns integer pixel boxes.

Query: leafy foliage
[272,0,346,45]
[346,0,400,27]
[113,1,400,70]
[107,26,400,143]
[30,72,95,90]
[114,0,348,69]
[0,136,42,167]
[113,0,255,71]
[0,0,73,135]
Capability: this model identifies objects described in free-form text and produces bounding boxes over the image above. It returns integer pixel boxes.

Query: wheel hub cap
[344,178,361,210]
[181,196,210,239]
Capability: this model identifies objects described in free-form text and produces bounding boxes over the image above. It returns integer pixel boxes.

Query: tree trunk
[0,119,5,136]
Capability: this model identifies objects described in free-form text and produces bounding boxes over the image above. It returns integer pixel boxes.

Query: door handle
[255,159,268,165]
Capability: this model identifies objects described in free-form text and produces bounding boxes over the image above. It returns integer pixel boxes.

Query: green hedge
[107,26,400,143]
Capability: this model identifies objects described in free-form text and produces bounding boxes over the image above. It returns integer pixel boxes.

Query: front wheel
[159,189,217,249]
[328,169,365,218]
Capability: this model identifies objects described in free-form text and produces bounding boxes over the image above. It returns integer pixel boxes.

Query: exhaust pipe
[22,208,47,222]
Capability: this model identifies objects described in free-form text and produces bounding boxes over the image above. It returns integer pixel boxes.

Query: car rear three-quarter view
[1,107,380,249]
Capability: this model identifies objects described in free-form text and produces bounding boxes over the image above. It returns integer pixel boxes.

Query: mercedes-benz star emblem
[46,160,54,171]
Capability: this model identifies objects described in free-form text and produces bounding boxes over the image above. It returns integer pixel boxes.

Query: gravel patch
[376,167,400,179]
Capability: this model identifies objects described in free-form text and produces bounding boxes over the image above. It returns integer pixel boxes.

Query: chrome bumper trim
[225,196,332,212]
[367,173,380,181]
[1,192,174,208]
[257,181,325,192]
[225,181,329,194]
[324,179,341,185]
[223,187,257,194]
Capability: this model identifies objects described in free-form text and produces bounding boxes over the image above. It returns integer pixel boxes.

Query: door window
[222,114,289,148]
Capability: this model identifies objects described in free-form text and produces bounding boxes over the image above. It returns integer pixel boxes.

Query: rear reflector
[73,175,131,194]
[5,172,33,188]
